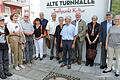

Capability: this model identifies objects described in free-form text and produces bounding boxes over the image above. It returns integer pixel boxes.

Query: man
[39,12,48,58]
[20,13,34,64]
[46,12,58,60]
[0,15,12,79]
[100,12,114,69]
[71,10,86,65]
[60,16,77,69]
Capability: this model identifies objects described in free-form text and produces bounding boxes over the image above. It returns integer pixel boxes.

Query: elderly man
[60,16,77,69]
[20,13,34,64]
[39,12,48,58]
[100,12,114,69]
[46,12,58,60]
[71,10,86,65]
[0,16,12,79]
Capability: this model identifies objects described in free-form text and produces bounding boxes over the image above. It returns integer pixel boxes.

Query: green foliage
[112,0,120,16]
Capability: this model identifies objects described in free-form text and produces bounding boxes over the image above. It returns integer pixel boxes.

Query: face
[39,13,44,19]
[92,16,97,23]
[114,17,120,25]
[75,12,81,20]
[35,20,40,25]
[65,18,71,25]
[24,15,29,21]
[51,14,56,20]
[106,15,112,21]
[0,20,4,27]
[12,14,18,21]
[59,18,64,25]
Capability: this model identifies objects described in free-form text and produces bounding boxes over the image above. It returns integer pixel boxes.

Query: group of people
[0,10,120,79]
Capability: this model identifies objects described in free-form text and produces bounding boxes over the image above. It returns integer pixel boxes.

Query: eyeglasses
[24,16,29,18]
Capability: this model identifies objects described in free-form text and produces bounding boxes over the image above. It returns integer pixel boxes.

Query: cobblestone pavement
[0,56,120,80]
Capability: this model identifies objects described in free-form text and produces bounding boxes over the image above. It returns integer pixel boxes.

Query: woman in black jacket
[85,15,101,67]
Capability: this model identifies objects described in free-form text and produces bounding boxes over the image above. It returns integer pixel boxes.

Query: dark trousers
[62,40,73,65]
[100,46,107,66]
[25,36,34,63]
[50,35,55,57]
[0,49,9,76]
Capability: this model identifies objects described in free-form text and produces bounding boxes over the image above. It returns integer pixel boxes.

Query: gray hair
[65,16,71,20]
[39,12,44,16]
[92,15,98,20]
[115,15,120,19]
[58,17,64,21]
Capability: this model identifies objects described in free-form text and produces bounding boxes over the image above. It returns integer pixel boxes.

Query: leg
[18,44,23,65]
[77,41,83,64]
[50,35,55,59]
[25,41,29,63]
[29,40,34,62]
[100,46,107,68]
[43,38,47,57]
[62,41,67,65]
[39,38,43,59]
[34,39,40,58]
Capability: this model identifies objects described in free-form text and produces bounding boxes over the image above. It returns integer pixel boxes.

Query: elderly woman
[7,13,26,71]
[55,17,64,63]
[85,15,101,67]
[103,15,120,77]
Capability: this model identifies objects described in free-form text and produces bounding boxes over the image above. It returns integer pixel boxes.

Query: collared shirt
[107,20,112,35]
[60,24,77,40]
[46,20,58,35]
[75,19,81,34]
[40,19,48,28]
[20,20,34,33]
[7,21,23,33]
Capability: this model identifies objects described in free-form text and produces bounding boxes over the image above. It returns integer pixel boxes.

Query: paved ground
[0,56,120,80]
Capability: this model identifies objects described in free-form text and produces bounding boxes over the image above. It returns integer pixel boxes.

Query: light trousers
[34,38,43,58]
[107,46,120,72]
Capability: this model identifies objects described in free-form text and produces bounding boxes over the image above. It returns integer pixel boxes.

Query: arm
[100,23,103,46]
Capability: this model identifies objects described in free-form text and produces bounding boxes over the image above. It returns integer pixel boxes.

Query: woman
[85,15,101,67]
[33,18,44,60]
[0,16,12,79]
[103,15,120,77]
[7,13,26,71]
[55,17,64,63]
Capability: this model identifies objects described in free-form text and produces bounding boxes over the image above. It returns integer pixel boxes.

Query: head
[106,12,112,21]
[75,10,81,21]
[65,16,71,25]
[24,13,30,22]
[92,15,98,23]
[58,17,64,25]
[10,13,18,22]
[114,15,120,26]
[39,12,44,19]
[0,16,5,27]
[34,18,41,25]
[51,12,56,21]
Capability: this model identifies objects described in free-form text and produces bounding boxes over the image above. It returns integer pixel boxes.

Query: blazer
[100,20,114,45]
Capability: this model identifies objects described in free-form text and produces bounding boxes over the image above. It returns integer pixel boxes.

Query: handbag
[86,49,96,60]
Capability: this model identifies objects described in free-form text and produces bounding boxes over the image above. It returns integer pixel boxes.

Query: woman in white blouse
[7,13,26,71]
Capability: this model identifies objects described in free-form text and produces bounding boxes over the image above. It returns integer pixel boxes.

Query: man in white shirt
[46,12,58,60]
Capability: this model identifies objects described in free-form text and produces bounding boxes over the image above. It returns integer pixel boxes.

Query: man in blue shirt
[60,16,77,69]
[39,12,48,58]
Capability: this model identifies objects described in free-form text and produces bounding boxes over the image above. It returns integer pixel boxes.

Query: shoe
[115,72,119,77]
[15,66,20,71]
[67,65,71,69]
[39,58,43,61]
[103,69,112,73]
[19,65,25,69]
[85,62,89,66]
[5,72,13,77]
[43,55,46,58]
[90,64,93,67]
[58,60,63,64]
[34,57,39,60]
[77,60,81,65]
[56,57,60,60]
[0,74,7,79]
[100,65,107,69]
[60,64,66,68]
[50,56,54,60]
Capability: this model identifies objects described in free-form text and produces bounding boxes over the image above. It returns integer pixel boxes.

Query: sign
[40,0,109,23]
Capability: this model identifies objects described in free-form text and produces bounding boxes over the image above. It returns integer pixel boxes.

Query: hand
[60,43,62,48]
[72,44,75,49]
[92,40,96,44]
[100,42,102,47]
[88,40,92,45]
[105,44,108,50]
